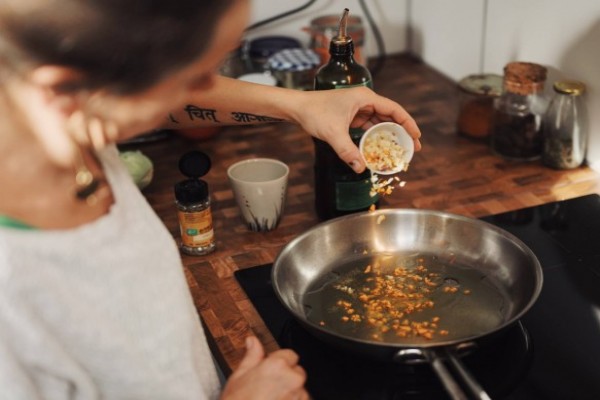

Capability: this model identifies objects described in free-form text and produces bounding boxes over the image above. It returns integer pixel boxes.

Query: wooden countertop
[121,53,600,375]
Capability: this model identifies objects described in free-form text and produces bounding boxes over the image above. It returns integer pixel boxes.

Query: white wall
[249,0,600,167]
[409,0,600,168]
[409,0,486,81]
[246,0,408,58]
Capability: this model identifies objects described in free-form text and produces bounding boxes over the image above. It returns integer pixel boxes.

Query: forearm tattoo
[184,105,220,123]
[230,112,284,123]
[172,104,284,125]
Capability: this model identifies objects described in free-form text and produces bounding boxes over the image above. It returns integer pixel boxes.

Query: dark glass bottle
[313,8,376,220]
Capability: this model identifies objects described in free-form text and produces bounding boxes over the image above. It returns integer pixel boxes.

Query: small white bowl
[359,122,414,175]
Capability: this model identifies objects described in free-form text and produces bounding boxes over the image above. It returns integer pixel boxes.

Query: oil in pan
[302,252,508,345]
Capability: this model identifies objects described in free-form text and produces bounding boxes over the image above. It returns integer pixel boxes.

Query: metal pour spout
[333,8,352,45]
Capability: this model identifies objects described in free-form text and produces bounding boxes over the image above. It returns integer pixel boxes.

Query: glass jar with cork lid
[490,62,548,160]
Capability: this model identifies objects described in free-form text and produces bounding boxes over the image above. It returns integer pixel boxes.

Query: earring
[67,111,114,205]
[74,148,102,204]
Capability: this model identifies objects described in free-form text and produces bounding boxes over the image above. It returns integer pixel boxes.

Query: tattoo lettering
[231,112,284,123]
[184,105,220,123]
[168,113,179,124]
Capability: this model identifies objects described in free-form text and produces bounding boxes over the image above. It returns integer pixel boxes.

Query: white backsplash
[249,0,600,169]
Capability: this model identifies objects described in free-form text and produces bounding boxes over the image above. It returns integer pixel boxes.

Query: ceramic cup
[227,158,289,232]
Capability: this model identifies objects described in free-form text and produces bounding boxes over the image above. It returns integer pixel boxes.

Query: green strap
[0,215,36,230]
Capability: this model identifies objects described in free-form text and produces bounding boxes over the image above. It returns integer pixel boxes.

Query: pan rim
[272,208,544,349]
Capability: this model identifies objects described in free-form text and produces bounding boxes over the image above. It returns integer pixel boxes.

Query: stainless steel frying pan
[272,209,543,400]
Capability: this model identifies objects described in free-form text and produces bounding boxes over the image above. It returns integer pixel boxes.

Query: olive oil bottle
[313,8,376,220]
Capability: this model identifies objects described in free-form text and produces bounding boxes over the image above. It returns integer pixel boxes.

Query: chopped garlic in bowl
[359,122,414,175]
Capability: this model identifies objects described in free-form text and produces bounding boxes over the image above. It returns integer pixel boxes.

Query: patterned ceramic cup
[227,158,289,232]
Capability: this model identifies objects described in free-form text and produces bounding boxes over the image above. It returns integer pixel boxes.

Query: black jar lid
[178,151,211,178]
[174,151,211,205]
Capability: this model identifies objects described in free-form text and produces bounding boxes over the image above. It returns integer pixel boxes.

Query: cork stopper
[503,62,547,95]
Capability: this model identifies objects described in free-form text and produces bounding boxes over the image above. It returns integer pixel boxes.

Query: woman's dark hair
[0,0,236,93]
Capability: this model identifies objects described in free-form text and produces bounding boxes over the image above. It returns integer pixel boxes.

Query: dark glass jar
[542,80,587,169]
[490,62,548,160]
[313,9,376,220]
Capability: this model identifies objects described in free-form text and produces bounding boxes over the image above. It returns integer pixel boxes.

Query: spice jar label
[177,209,214,247]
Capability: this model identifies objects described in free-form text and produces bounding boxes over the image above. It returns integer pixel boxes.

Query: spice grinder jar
[456,74,503,140]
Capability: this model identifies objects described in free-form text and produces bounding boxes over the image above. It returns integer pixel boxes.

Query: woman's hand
[290,86,422,173]
[221,336,309,400]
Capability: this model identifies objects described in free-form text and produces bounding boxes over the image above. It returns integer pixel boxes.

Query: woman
[0,0,421,399]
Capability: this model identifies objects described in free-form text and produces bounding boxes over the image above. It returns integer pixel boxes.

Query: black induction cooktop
[235,194,600,400]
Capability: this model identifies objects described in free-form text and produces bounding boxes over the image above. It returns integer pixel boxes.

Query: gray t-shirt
[0,146,221,400]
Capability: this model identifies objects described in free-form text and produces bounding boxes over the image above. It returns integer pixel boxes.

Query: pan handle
[423,349,469,400]
[445,348,492,400]
[421,348,493,400]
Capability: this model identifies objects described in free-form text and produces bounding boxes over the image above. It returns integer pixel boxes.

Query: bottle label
[177,208,214,248]
[336,179,376,211]
[334,81,372,90]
